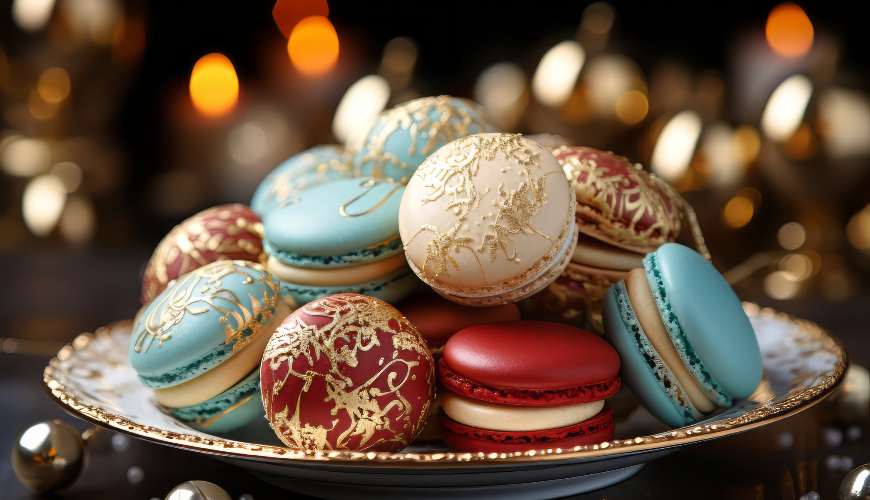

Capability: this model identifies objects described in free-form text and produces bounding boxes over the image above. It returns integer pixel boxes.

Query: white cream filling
[267,253,406,287]
[571,235,646,271]
[153,301,291,408]
[441,391,605,432]
[624,268,717,413]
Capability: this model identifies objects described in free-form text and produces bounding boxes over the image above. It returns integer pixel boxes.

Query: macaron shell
[443,321,620,391]
[400,133,573,291]
[353,96,496,183]
[130,260,281,389]
[170,368,264,434]
[572,235,646,271]
[263,178,404,262]
[647,244,762,400]
[394,293,520,348]
[250,145,353,216]
[439,404,614,453]
[141,204,264,304]
[602,282,701,428]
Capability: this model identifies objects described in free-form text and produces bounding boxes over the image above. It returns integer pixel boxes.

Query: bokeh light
[703,123,742,187]
[288,16,339,77]
[761,74,812,142]
[722,194,755,228]
[228,122,268,165]
[272,0,328,38]
[189,53,239,117]
[581,2,615,35]
[781,123,818,160]
[733,125,761,165]
[379,37,418,91]
[532,40,586,108]
[12,0,55,32]
[475,63,528,130]
[28,90,58,120]
[650,110,702,183]
[1,137,51,177]
[818,88,870,159]
[585,55,639,117]
[333,75,390,147]
[615,90,648,124]
[766,3,814,58]
[779,253,813,281]
[37,68,71,103]
[58,194,96,245]
[764,270,801,299]
[22,175,66,237]
[49,161,83,192]
[846,206,870,250]
[778,222,807,250]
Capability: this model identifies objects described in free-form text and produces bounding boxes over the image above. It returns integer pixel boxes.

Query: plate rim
[43,302,848,468]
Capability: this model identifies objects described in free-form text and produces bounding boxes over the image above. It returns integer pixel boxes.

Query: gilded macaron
[353,96,497,184]
[602,243,762,428]
[399,133,577,306]
[130,260,291,433]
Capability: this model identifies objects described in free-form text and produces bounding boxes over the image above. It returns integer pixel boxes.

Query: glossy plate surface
[43,303,846,499]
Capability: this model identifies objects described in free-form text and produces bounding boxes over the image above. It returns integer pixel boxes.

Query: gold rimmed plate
[43,303,846,500]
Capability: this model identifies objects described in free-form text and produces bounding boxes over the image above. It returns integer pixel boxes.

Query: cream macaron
[399,133,577,306]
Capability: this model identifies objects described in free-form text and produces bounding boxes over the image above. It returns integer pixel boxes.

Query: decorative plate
[44,303,846,500]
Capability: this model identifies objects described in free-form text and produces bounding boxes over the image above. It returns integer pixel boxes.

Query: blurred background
[1,1,869,498]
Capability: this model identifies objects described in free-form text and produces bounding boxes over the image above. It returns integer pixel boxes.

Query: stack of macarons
[438,321,620,452]
[130,260,291,433]
[602,243,762,428]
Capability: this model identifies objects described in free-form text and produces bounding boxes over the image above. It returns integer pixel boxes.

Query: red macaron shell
[395,292,521,348]
[439,404,614,453]
[141,204,264,304]
[260,294,435,452]
[442,321,620,393]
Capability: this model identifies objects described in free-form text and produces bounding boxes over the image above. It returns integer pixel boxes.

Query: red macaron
[439,321,620,453]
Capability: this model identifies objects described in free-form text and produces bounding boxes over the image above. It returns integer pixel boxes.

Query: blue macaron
[170,368,264,433]
[352,96,497,183]
[262,177,418,307]
[602,243,762,428]
[250,145,353,216]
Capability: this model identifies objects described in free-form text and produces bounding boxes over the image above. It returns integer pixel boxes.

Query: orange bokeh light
[288,16,339,76]
[766,3,814,58]
[189,53,239,117]
[272,0,329,38]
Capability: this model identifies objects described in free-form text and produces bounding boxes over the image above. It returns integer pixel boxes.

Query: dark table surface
[1,249,868,500]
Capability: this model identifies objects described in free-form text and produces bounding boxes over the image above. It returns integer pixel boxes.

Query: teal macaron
[602,243,762,428]
[250,145,353,216]
[352,96,497,183]
[262,177,417,307]
[170,368,264,433]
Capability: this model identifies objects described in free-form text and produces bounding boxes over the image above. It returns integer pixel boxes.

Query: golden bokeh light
[272,0,328,38]
[781,123,818,159]
[766,3,814,58]
[37,67,70,103]
[28,89,58,120]
[288,16,339,77]
[779,253,813,281]
[764,270,801,300]
[846,206,870,250]
[777,222,806,250]
[733,124,761,165]
[723,195,754,228]
[615,90,648,124]
[189,53,239,117]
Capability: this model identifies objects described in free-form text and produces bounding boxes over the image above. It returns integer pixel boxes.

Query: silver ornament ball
[10,420,86,494]
[840,464,870,500]
[165,480,232,500]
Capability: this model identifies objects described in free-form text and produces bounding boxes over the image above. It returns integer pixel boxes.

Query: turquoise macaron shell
[647,244,762,401]
[129,261,281,389]
[262,177,404,268]
[280,266,419,308]
[352,96,496,183]
[250,145,352,216]
[170,368,264,434]
[603,283,701,428]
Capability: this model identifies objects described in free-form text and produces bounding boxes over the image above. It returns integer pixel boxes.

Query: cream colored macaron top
[399,133,575,298]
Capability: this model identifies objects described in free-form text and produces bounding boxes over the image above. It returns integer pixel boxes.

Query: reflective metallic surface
[10,420,85,493]
[165,480,232,500]
[840,465,870,500]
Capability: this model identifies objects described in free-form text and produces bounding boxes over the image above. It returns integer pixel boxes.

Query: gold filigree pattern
[268,149,353,207]
[417,223,476,277]
[43,303,847,465]
[262,295,433,451]
[134,260,279,354]
[355,96,490,183]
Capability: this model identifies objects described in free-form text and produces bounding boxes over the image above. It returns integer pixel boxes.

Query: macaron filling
[610,281,704,424]
[170,367,263,431]
[644,252,732,408]
[442,391,605,432]
[571,235,646,271]
[263,236,403,269]
[278,265,416,308]
[152,301,291,408]
[439,358,620,406]
[266,252,407,287]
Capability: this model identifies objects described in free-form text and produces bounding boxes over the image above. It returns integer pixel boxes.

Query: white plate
[43,303,846,499]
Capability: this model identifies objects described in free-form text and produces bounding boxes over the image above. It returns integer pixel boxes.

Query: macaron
[130,260,290,432]
[261,294,435,452]
[602,243,762,428]
[141,204,264,304]
[262,177,418,308]
[250,145,353,216]
[439,321,620,453]
[399,133,577,306]
[353,96,497,184]
[168,368,264,433]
